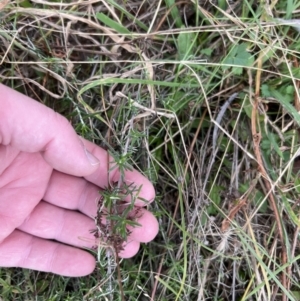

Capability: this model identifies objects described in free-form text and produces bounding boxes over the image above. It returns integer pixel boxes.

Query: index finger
[0,84,99,177]
[83,139,155,207]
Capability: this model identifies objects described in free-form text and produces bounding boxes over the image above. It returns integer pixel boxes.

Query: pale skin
[0,84,159,277]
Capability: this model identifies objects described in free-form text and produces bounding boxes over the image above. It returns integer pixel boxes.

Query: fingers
[0,230,95,277]
[0,151,51,241]
[18,202,96,249]
[44,171,159,243]
[1,199,156,277]
[0,84,154,202]
[0,84,158,275]
[43,170,99,216]
[83,139,156,206]
[0,84,99,177]
[20,199,158,255]
[125,207,159,243]
[119,241,140,258]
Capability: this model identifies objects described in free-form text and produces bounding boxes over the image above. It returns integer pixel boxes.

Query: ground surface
[1,1,300,300]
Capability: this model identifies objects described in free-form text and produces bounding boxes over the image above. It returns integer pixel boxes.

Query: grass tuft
[1,0,300,300]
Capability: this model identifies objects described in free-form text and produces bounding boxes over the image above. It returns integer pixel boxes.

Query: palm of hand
[0,84,158,277]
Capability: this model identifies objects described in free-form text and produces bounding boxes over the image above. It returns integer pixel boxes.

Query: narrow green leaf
[165,0,183,28]
[271,90,300,126]
[295,178,300,193]
[177,26,196,60]
[267,132,283,159]
[281,193,300,228]
[105,0,148,30]
[96,13,130,34]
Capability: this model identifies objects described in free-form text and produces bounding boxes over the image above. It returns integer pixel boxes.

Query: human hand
[0,84,158,277]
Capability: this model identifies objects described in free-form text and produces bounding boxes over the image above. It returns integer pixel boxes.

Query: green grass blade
[96,13,131,34]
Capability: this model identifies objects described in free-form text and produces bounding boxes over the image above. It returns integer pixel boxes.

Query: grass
[1,0,300,300]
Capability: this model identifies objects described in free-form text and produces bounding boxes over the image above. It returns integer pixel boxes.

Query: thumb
[0,84,100,176]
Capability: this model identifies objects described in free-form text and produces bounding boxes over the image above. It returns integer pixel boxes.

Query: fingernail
[85,149,100,166]
[79,137,100,166]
